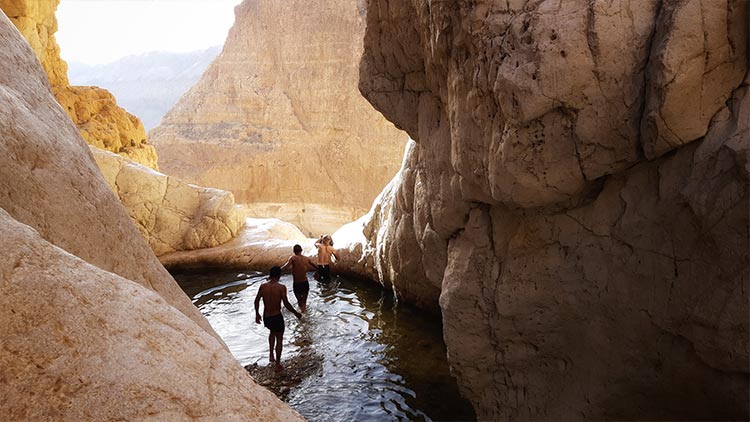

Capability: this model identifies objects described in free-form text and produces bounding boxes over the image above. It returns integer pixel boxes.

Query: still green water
[172,269,476,422]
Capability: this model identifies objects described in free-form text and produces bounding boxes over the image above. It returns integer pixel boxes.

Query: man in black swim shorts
[254,266,302,371]
[281,244,318,312]
[263,313,285,332]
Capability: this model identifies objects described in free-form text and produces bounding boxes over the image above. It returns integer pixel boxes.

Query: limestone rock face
[0,0,158,169]
[0,210,303,421]
[355,0,749,419]
[150,0,407,235]
[92,147,244,256]
[0,12,302,420]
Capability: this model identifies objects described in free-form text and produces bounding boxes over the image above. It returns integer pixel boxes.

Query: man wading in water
[254,266,302,371]
[314,235,339,282]
[280,244,318,313]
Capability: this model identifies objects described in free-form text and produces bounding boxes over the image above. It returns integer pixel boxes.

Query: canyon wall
[0,12,301,420]
[356,0,749,419]
[0,0,158,169]
[92,147,244,256]
[150,0,407,236]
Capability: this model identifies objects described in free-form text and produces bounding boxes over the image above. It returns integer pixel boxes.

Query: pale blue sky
[57,0,241,65]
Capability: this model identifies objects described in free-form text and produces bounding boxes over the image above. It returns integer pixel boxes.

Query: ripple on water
[171,269,476,422]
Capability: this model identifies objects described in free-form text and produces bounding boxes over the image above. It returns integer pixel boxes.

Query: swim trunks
[263,313,284,332]
[317,264,331,281]
[293,281,310,297]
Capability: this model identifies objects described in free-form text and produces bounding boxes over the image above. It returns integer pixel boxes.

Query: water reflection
[171,269,475,422]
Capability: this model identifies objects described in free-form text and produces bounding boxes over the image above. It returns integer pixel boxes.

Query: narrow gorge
[0,0,747,421]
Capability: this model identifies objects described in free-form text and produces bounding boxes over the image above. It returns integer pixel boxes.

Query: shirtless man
[280,244,318,312]
[315,235,339,282]
[254,266,302,371]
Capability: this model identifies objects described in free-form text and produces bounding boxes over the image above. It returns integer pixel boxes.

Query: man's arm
[280,256,293,273]
[331,247,340,260]
[281,286,302,319]
[306,256,318,271]
[254,285,263,324]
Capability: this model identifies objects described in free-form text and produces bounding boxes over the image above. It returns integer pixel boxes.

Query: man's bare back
[316,243,338,265]
[257,281,287,317]
[284,254,317,282]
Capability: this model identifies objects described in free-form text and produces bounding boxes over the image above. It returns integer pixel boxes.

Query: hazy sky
[56,0,242,65]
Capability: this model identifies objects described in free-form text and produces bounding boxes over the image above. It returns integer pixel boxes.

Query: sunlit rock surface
[0,12,303,420]
[354,0,749,419]
[92,147,244,256]
[160,218,314,270]
[150,0,407,235]
[0,0,158,168]
[0,11,211,335]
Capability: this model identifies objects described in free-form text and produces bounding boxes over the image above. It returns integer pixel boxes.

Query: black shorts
[317,264,331,281]
[293,281,310,297]
[263,314,284,332]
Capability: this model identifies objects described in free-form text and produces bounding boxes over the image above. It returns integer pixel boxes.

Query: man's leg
[268,331,276,362]
[293,287,304,313]
[274,332,283,371]
[300,293,308,313]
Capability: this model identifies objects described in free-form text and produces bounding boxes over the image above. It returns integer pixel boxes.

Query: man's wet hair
[293,244,302,254]
[270,266,282,278]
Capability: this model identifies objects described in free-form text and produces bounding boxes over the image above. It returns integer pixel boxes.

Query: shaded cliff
[352,0,749,419]
[150,0,407,235]
[0,12,302,420]
[0,0,158,168]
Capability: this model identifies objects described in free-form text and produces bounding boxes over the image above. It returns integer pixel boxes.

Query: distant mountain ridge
[68,46,221,130]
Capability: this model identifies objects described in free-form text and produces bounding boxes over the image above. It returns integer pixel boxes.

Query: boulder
[92,147,244,256]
